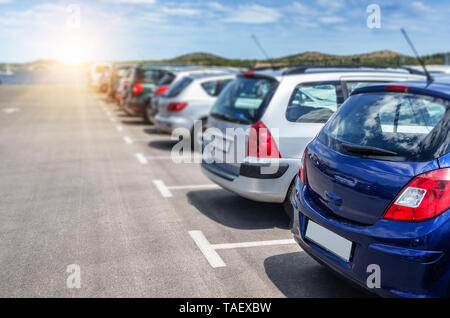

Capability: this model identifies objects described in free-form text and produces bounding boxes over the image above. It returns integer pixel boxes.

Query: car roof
[186,73,236,81]
[249,65,425,80]
[351,80,450,100]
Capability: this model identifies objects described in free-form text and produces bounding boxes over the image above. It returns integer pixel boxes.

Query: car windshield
[318,92,450,162]
[210,76,278,124]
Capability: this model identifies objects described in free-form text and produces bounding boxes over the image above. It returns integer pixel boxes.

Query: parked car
[90,62,111,92]
[116,71,131,107]
[107,63,132,99]
[122,64,176,120]
[154,73,236,148]
[201,66,425,216]
[291,79,450,297]
[146,67,240,124]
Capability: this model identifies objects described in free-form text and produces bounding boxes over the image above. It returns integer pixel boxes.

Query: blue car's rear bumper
[291,177,450,298]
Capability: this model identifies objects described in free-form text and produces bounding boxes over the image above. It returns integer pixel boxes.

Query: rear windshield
[164,77,193,97]
[318,92,450,162]
[139,69,165,84]
[210,76,278,124]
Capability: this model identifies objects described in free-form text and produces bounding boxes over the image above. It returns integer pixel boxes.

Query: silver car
[147,67,239,125]
[154,73,236,147]
[201,66,425,216]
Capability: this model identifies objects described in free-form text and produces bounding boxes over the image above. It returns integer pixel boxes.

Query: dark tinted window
[158,73,175,85]
[286,81,343,123]
[201,80,220,96]
[210,76,278,124]
[318,92,450,162]
[164,77,193,97]
[139,69,165,84]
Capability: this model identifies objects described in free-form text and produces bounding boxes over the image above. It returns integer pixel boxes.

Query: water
[0,68,88,86]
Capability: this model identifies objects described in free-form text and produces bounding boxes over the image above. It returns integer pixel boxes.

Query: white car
[154,73,236,148]
[90,63,112,91]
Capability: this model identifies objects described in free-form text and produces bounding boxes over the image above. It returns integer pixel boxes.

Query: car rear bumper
[291,177,450,298]
[154,114,193,134]
[124,97,146,115]
[201,158,299,203]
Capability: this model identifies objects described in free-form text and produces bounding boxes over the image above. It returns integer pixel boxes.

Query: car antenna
[251,34,274,68]
[401,28,433,83]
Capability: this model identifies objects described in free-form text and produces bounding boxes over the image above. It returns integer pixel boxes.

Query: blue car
[291,80,450,298]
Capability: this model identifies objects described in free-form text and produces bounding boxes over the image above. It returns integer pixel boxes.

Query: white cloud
[102,0,156,3]
[161,7,200,16]
[222,4,282,24]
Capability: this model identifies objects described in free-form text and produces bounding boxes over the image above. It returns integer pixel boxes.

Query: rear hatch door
[305,91,449,225]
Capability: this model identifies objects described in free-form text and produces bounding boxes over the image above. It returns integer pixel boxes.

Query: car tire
[283,181,295,220]
[191,118,207,152]
[142,100,152,124]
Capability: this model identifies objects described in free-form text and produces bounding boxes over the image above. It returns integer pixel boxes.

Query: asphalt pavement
[0,85,367,297]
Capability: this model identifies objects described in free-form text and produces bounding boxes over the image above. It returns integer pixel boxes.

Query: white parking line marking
[2,108,20,114]
[167,184,220,190]
[189,231,299,268]
[153,180,173,198]
[123,136,133,144]
[189,231,226,268]
[145,156,174,160]
[153,180,220,198]
[213,239,296,250]
[116,125,123,132]
[136,153,148,165]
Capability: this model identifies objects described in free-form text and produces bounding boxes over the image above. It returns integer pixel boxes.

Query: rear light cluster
[132,83,144,96]
[168,102,187,112]
[155,85,169,96]
[248,121,281,159]
[299,148,308,185]
[384,168,450,222]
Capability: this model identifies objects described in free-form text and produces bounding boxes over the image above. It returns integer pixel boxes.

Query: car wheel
[283,181,295,220]
[191,118,207,152]
[142,100,152,124]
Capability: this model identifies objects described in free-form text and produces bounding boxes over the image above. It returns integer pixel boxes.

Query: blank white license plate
[305,220,353,262]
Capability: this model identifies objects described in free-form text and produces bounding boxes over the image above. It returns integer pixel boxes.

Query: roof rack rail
[247,65,290,71]
[282,64,425,76]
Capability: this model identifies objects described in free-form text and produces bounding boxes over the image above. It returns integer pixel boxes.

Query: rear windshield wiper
[342,144,399,156]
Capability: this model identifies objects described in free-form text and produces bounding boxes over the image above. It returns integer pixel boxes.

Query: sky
[0,0,449,63]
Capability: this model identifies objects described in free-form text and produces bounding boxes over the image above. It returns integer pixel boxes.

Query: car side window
[286,81,343,123]
[201,80,219,96]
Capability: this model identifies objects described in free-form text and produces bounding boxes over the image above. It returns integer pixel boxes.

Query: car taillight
[299,148,308,185]
[168,102,187,112]
[383,168,450,222]
[385,84,410,93]
[248,121,281,159]
[155,85,169,95]
[132,83,144,96]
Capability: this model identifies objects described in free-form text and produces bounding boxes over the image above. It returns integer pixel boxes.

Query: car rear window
[138,69,165,84]
[164,77,193,97]
[318,92,450,162]
[286,81,343,123]
[210,76,278,124]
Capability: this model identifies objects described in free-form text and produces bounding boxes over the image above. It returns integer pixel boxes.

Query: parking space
[0,85,367,297]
